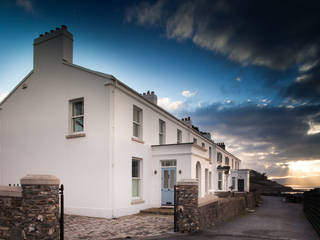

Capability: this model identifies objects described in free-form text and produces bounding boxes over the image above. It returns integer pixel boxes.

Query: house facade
[0,26,249,218]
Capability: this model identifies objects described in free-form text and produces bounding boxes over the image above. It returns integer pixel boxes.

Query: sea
[285,185,319,192]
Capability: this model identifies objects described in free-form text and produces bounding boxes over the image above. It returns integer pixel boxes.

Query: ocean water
[285,185,319,191]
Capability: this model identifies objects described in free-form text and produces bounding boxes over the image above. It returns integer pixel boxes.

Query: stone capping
[0,186,22,197]
[20,174,60,185]
[177,179,198,185]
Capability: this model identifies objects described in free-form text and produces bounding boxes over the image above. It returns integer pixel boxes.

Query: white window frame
[133,105,143,139]
[218,171,223,190]
[225,157,229,166]
[232,177,236,190]
[70,98,84,133]
[177,129,182,144]
[159,119,166,144]
[132,157,143,200]
[217,152,222,163]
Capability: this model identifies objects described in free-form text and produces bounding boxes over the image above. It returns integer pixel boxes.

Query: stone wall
[175,180,259,233]
[175,179,200,233]
[199,196,247,229]
[0,175,60,240]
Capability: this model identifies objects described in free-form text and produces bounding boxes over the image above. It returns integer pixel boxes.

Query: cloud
[126,0,320,71]
[182,90,196,98]
[16,0,34,13]
[125,0,165,26]
[285,63,320,102]
[236,77,241,82]
[158,97,183,111]
[182,102,320,177]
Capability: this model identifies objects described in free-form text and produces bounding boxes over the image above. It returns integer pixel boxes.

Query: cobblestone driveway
[65,214,173,239]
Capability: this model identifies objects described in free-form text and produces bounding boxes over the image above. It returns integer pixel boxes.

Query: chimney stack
[33,25,73,70]
[142,91,158,105]
[217,142,226,150]
[181,116,192,127]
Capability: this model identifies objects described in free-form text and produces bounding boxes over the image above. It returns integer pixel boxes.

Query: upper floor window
[217,152,222,163]
[209,146,212,160]
[70,98,84,133]
[159,119,166,144]
[225,157,229,166]
[177,129,182,144]
[202,142,205,148]
[133,106,143,139]
[193,138,197,144]
[232,159,234,169]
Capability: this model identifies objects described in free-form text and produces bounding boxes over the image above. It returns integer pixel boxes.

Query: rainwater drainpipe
[111,77,117,218]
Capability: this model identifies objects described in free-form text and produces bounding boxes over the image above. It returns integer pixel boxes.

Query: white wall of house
[0,28,112,218]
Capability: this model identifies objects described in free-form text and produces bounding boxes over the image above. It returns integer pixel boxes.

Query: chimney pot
[61,25,67,30]
[50,30,54,33]
[56,27,60,31]
[147,90,150,95]
[45,32,49,35]
[151,91,154,95]
[39,34,43,37]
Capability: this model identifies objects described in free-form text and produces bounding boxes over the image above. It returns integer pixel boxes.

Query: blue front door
[161,167,176,205]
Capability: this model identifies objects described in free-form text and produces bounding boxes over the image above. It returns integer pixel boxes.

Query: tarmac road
[151,196,319,240]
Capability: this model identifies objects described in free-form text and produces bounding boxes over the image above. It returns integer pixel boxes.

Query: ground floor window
[209,172,212,190]
[205,169,209,194]
[132,158,142,199]
[232,177,236,190]
[218,171,223,190]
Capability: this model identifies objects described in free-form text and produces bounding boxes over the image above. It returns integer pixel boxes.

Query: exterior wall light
[179,170,182,174]
[154,170,157,175]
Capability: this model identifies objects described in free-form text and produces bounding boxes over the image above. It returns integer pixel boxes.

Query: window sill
[131,137,144,144]
[131,199,145,205]
[192,143,207,151]
[66,133,86,139]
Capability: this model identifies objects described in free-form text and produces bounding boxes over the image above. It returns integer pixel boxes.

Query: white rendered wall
[0,62,112,218]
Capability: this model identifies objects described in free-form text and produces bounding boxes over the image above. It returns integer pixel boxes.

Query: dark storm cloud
[180,103,320,175]
[126,0,320,101]
[285,63,320,102]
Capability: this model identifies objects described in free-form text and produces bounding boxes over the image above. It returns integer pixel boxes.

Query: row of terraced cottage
[0,25,250,219]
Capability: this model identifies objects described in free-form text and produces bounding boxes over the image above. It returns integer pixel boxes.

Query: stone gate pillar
[21,175,60,240]
[175,179,200,233]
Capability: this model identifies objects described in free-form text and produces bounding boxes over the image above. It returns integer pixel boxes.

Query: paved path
[153,196,319,240]
[65,214,173,239]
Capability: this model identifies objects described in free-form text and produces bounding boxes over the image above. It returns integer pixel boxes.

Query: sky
[1,0,320,189]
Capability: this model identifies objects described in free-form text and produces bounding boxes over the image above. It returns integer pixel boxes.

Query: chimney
[201,132,211,140]
[182,116,192,127]
[217,142,225,150]
[142,91,158,105]
[33,25,73,70]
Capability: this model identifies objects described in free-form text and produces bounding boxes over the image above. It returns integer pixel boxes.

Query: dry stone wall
[175,179,259,233]
[0,175,60,240]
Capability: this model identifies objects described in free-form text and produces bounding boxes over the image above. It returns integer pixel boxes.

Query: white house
[0,26,249,218]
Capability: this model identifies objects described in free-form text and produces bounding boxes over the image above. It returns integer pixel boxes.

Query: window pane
[132,159,139,178]
[132,179,139,197]
[73,117,83,132]
[170,170,175,188]
[159,120,165,132]
[133,123,140,137]
[133,108,140,123]
[72,101,83,116]
[218,181,222,190]
[159,134,164,144]
[164,170,169,188]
